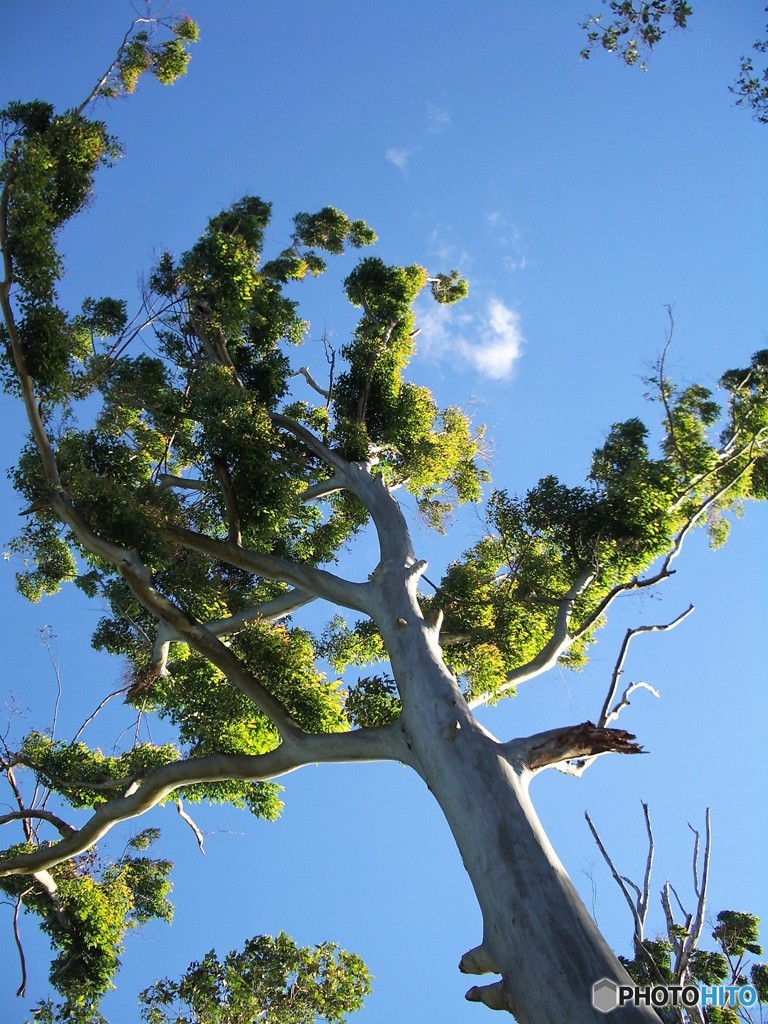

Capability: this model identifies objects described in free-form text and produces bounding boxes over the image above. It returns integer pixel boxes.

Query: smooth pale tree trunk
[374,569,659,1024]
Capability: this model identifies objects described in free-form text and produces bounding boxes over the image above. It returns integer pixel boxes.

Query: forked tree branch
[271,413,419,571]
[588,803,713,1017]
[0,809,76,838]
[585,809,648,952]
[150,588,316,676]
[663,809,711,987]
[469,568,595,706]
[115,559,306,738]
[291,365,331,400]
[164,526,372,613]
[0,724,410,879]
[598,605,694,728]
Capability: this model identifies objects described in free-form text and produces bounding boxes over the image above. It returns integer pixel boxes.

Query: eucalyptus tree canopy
[1,13,767,1024]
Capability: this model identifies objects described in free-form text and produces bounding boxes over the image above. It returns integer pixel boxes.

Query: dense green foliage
[138,932,372,1024]
[0,829,172,1024]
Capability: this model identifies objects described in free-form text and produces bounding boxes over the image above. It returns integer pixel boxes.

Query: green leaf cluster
[139,931,371,1024]
[580,1,693,69]
[12,520,77,602]
[100,18,199,98]
[0,102,119,396]
[319,617,387,674]
[345,674,402,729]
[19,732,181,808]
[0,831,173,1023]
[327,257,483,519]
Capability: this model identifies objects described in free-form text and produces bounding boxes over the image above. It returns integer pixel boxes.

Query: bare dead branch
[640,802,654,929]
[598,605,694,728]
[585,810,645,945]
[12,894,27,997]
[291,365,331,400]
[678,809,711,982]
[72,686,131,743]
[176,797,205,854]
[656,308,687,473]
[503,722,644,773]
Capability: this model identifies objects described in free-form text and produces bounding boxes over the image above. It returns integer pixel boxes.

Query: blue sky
[1,2,767,1021]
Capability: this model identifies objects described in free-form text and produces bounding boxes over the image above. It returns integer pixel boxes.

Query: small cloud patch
[385,147,411,171]
[425,103,451,134]
[458,299,523,379]
[417,297,524,381]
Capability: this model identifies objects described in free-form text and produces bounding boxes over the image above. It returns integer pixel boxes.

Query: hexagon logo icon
[592,978,619,1013]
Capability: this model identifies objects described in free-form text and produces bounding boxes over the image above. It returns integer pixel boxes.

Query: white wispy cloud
[486,211,528,273]
[385,147,411,171]
[459,299,524,379]
[427,226,472,270]
[425,103,451,134]
[416,297,524,381]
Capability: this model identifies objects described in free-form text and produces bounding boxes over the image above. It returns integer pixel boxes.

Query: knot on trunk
[465,980,513,1012]
[459,943,498,975]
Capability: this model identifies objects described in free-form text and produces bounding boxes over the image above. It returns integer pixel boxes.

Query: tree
[0,13,766,1024]
[580,1,768,122]
[588,806,768,1022]
[138,933,371,1024]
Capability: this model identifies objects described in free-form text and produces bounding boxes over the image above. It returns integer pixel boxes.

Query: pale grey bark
[363,556,659,1023]
[0,725,408,878]
[291,365,331,399]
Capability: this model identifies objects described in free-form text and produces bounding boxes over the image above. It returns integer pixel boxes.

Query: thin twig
[12,893,27,997]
